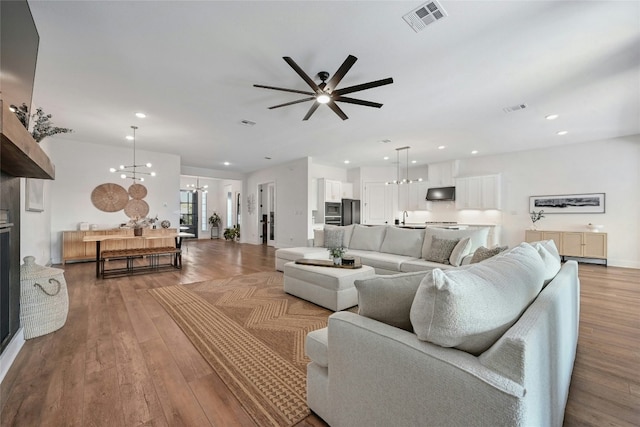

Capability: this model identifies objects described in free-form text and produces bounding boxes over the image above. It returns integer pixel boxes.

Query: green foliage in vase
[11,103,73,142]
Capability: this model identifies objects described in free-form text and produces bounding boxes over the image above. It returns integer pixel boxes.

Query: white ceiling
[28,1,640,174]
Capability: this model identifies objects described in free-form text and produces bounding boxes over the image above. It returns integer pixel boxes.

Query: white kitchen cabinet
[399,181,430,211]
[455,174,501,210]
[318,178,342,204]
[427,161,459,187]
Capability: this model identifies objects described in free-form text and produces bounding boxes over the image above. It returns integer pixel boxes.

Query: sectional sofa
[305,241,580,426]
[275,224,492,274]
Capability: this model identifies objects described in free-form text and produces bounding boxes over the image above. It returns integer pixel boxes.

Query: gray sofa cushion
[421,227,490,259]
[355,272,428,331]
[348,225,387,252]
[410,242,546,355]
[379,226,425,258]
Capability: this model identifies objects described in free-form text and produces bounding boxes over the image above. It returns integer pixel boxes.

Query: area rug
[148,271,337,426]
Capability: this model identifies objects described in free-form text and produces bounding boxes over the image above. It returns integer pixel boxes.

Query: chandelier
[386,146,424,185]
[109,125,156,181]
[187,177,208,193]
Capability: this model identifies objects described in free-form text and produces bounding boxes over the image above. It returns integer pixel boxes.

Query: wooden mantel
[0,100,55,179]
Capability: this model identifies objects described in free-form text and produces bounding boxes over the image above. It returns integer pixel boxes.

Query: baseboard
[0,327,25,385]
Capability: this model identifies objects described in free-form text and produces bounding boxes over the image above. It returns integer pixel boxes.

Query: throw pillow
[449,237,471,267]
[530,240,561,286]
[324,229,344,249]
[313,229,325,247]
[410,243,546,355]
[324,224,355,248]
[424,236,460,265]
[470,245,508,263]
[355,271,428,331]
[421,227,490,259]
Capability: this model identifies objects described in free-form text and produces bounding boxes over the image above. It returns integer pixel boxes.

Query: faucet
[402,211,408,225]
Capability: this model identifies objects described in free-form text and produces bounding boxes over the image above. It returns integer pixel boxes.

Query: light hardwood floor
[1,239,638,426]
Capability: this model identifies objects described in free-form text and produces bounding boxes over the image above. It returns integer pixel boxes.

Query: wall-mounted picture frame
[26,178,44,212]
[529,193,605,214]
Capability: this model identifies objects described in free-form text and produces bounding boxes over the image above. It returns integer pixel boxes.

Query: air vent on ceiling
[403,1,448,33]
[503,103,528,113]
[240,119,256,126]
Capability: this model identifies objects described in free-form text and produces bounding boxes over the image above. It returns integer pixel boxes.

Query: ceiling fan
[254,55,393,121]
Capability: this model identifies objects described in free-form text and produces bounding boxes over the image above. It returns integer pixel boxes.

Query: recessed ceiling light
[125,135,134,141]
[383,156,389,160]
[380,139,391,144]
[223,161,230,166]
[438,145,445,150]
[135,112,146,118]
[545,114,559,120]
[471,150,478,154]
[556,130,568,136]
[241,119,256,126]
[411,160,417,164]
[344,160,350,164]
[264,156,272,160]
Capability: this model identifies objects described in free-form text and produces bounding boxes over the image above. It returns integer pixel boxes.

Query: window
[201,192,207,232]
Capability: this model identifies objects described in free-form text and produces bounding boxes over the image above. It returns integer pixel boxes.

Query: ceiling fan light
[316,93,331,104]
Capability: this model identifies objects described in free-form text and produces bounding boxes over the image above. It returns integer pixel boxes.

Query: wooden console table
[62,228,178,264]
[525,230,607,265]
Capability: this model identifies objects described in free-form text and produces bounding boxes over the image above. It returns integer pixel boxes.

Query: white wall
[47,139,181,264]
[244,157,309,248]
[20,139,53,266]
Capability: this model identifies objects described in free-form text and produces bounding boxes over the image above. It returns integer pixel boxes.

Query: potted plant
[327,246,346,265]
[208,212,221,238]
[223,225,240,241]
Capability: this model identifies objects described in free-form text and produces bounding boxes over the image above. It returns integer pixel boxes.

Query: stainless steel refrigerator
[341,199,361,226]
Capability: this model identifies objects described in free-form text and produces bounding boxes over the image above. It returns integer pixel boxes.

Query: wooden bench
[100,246,181,278]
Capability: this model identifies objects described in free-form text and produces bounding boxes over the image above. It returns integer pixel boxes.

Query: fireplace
[0,224,11,348]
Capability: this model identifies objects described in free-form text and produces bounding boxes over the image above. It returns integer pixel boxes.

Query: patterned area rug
[148,271,336,426]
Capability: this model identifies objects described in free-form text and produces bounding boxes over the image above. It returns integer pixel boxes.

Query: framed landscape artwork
[529,193,605,214]
[26,179,44,212]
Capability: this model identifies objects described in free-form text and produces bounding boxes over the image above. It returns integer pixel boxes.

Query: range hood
[426,186,455,201]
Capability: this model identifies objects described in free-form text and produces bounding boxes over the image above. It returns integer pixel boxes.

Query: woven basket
[19,256,69,339]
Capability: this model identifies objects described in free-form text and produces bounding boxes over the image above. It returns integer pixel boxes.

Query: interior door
[363,182,395,225]
[267,183,276,246]
[180,190,198,237]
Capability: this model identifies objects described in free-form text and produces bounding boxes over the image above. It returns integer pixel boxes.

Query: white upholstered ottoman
[283,261,375,311]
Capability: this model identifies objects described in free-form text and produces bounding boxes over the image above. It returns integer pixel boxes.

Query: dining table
[83,232,195,278]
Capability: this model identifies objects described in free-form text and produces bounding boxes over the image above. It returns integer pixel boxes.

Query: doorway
[258,182,276,246]
[180,190,198,237]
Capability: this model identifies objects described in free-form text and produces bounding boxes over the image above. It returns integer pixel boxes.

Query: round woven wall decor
[124,199,150,219]
[128,183,147,200]
[91,183,128,212]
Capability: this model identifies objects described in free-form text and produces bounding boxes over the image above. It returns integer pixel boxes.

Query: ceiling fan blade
[334,77,394,96]
[253,84,315,96]
[283,57,322,93]
[335,96,383,108]
[327,100,349,120]
[302,102,321,121]
[325,55,357,91]
[268,97,316,109]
